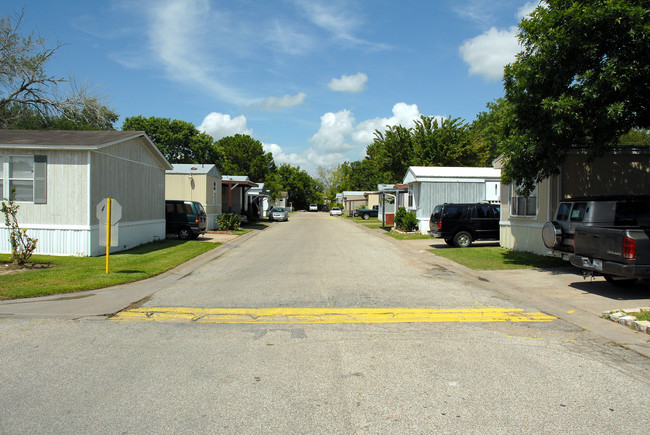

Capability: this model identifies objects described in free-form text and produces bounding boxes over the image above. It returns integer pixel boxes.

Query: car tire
[603,275,638,287]
[453,231,472,248]
[444,238,455,246]
[362,213,370,220]
[178,227,192,240]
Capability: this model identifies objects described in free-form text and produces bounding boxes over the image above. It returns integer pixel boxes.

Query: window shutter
[34,155,47,204]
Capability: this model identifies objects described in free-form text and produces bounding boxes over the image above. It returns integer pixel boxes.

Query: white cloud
[250,92,307,111]
[309,110,356,153]
[327,73,368,93]
[459,26,520,81]
[280,103,435,175]
[198,112,252,141]
[352,102,422,144]
[517,1,541,20]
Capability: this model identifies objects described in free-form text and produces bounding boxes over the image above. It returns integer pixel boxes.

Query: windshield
[273,208,285,212]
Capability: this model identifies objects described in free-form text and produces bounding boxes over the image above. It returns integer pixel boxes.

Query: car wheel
[362,213,370,220]
[178,227,192,240]
[603,275,638,287]
[453,231,472,248]
[444,238,455,246]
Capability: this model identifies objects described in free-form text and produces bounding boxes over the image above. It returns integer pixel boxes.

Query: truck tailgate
[573,227,628,263]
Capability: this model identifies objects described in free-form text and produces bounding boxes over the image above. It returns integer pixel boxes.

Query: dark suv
[429,203,500,247]
[542,195,650,258]
[165,200,207,240]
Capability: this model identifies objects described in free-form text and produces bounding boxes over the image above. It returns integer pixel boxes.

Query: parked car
[542,195,650,259]
[309,204,318,212]
[269,207,289,222]
[330,207,342,216]
[429,203,500,248]
[354,205,379,220]
[165,200,207,240]
[570,226,650,286]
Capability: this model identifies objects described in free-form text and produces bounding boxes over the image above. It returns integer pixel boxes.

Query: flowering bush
[394,206,419,232]
[1,188,38,264]
[216,213,241,231]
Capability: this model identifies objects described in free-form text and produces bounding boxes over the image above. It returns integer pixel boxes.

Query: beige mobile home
[0,130,172,256]
[165,164,222,230]
[496,147,650,255]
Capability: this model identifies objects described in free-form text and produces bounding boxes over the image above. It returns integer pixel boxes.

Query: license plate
[592,259,603,271]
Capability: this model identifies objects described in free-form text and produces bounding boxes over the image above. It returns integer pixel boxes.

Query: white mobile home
[0,130,172,256]
[403,166,501,234]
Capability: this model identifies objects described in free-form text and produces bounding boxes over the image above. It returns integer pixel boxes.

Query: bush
[394,206,418,232]
[1,188,38,264]
[216,213,241,231]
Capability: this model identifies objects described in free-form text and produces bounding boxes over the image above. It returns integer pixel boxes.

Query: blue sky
[3,0,538,175]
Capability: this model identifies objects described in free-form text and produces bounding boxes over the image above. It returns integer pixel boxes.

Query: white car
[309,204,318,212]
[329,207,342,216]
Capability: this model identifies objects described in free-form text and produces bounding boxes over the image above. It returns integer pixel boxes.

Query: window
[2,155,47,203]
[509,184,537,217]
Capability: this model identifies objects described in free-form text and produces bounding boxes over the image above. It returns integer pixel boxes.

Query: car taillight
[623,236,636,260]
[195,217,199,224]
[437,221,442,231]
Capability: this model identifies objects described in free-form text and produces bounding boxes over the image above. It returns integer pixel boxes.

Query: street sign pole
[106,198,112,274]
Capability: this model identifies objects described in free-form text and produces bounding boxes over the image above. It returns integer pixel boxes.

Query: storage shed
[0,130,172,256]
[166,164,222,230]
[403,166,501,234]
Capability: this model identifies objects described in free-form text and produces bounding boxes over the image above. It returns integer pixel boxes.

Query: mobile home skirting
[0,219,166,257]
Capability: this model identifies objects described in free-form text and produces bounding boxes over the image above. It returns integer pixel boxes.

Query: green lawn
[430,246,568,270]
[386,232,431,240]
[0,240,219,300]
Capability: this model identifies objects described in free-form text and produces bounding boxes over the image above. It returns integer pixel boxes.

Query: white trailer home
[0,130,172,256]
[403,166,501,234]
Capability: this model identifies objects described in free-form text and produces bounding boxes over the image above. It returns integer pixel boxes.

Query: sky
[2,0,539,176]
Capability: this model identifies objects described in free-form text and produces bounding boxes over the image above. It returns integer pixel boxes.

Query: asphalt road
[0,212,648,433]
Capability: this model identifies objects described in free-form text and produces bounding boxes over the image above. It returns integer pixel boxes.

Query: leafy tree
[366,124,413,183]
[501,0,650,193]
[412,116,481,167]
[0,12,117,129]
[1,104,118,130]
[265,164,320,210]
[214,134,275,182]
[122,116,220,164]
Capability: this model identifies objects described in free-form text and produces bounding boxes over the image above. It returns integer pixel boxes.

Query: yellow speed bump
[111,307,555,324]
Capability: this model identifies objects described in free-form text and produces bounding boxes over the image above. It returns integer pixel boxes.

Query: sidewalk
[397,236,650,357]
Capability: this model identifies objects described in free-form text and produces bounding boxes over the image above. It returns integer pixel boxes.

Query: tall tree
[265,164,320,210]
[122,115,219,164]
[214,134,275,182]
[501,0,650,193]
[0,12,117,129]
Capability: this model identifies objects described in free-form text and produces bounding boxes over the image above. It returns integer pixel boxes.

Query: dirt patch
[0,261,53,276]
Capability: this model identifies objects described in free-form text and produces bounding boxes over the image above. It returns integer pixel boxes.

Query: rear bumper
[429,231,443,238]
[569,254,650,279]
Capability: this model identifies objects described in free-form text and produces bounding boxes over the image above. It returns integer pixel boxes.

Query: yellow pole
[105,198,111,274]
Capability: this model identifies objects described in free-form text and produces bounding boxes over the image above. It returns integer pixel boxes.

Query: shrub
[1,187,38,264]
[216,213,241,231]
[394,206,419,232]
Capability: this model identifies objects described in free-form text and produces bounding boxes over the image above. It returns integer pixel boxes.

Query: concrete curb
[603,307,650,334]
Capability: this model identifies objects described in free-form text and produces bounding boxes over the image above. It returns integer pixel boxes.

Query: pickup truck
[354,205,379,220]
[569,226,650,286]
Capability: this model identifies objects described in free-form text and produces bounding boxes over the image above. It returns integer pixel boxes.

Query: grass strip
[0,240,218,300]
[386,232,431,240]
[431,246,568,270]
